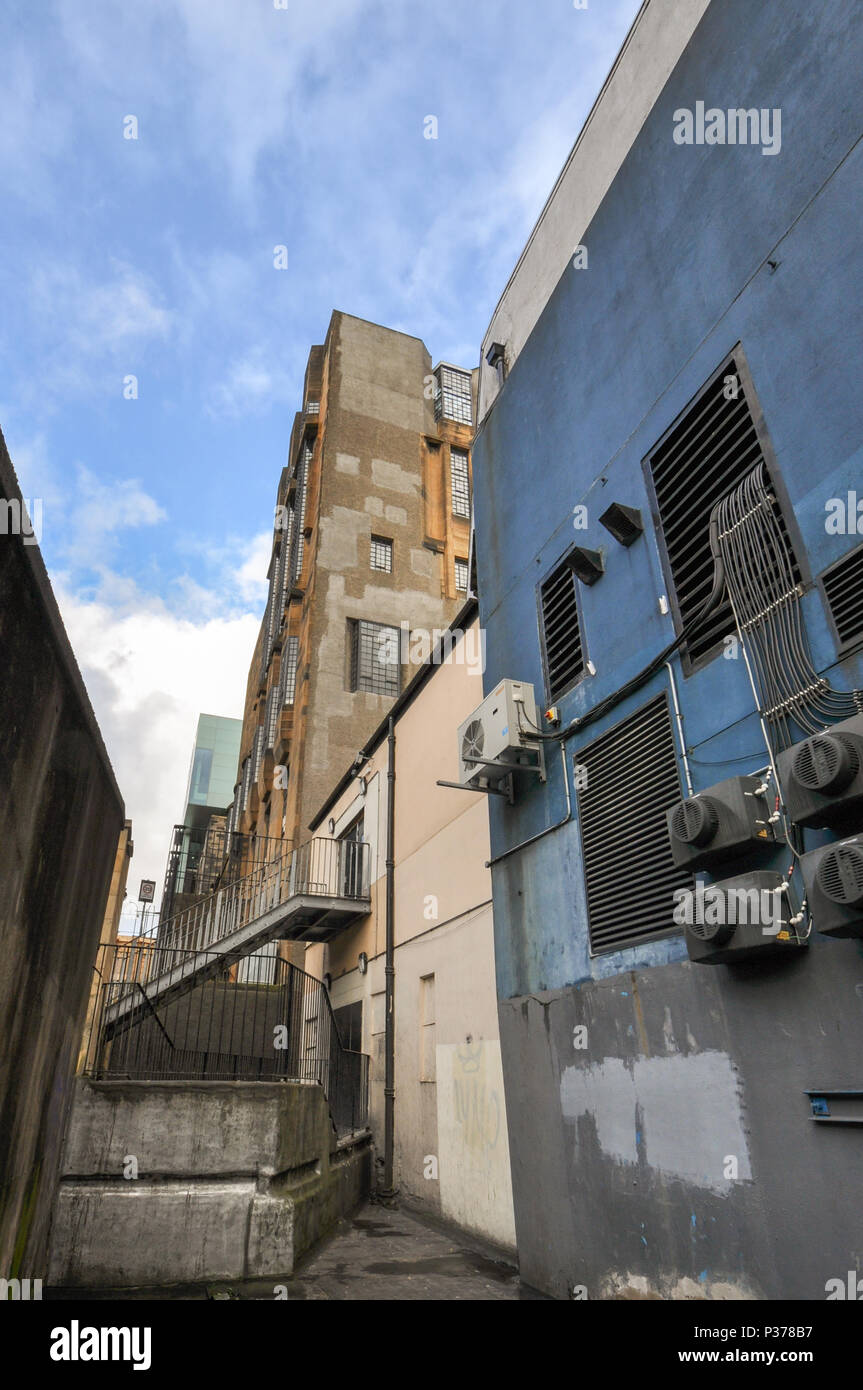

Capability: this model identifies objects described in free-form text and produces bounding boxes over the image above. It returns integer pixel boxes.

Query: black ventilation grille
[540,559,584,701]
[576,694,691,954]
[647,358,799,666]
[823,544,863,651]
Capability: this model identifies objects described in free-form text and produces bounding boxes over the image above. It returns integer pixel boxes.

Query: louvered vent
[576,694,691,953]
[540,559,584,701]
[823,544,863,650]
[647,358,799,665]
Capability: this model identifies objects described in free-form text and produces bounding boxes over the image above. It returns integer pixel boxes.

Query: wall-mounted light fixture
[358,952,369,975]
[328,817,336,835]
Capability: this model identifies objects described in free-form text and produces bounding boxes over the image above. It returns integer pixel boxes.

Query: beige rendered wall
[307,617,516,1251]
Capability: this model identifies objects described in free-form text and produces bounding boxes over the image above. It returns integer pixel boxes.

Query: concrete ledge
[48,1078,370,1288]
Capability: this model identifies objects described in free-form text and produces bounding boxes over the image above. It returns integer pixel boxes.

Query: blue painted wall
[472,0,863,1298]
[475,0,863,1000]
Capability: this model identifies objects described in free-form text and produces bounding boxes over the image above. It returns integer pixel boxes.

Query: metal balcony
[111,838,370,1020]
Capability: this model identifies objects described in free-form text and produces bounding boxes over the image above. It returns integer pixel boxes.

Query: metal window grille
[350,619,400,697]
[251,727,265,786]
[289,439,312,585]
[455,557,469,592]
[265,685,280,750]
[370,536,393,572]
[435,366,472,425]
[280,635,299,706]
[240,756,251,812]
[822,545,863,652]
[539,558,585,701]
[450,447,471,518]
[576,693,692,954]
[646,357,800,667]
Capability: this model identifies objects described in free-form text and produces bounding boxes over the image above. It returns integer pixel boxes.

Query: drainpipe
[381,714,397,1197]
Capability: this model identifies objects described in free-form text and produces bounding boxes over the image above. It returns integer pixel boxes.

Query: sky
[0,0,643,923]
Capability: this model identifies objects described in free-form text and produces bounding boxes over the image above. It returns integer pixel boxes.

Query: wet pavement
[278,1203,528,1300]
[49,1201,537,1301]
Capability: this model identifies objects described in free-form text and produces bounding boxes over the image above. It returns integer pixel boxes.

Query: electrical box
[457,680,539,786]
[682,870,802,964]
[800,835,863,939]
[777,714,863,831]
[666,775,776,872]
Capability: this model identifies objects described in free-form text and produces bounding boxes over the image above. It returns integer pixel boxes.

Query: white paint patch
[371,458,420,495]
[437,1040,517,1250]
[384,505,407,526]
[335,452,360,475]
[560,1051,751,1191]
[364,497,384,516]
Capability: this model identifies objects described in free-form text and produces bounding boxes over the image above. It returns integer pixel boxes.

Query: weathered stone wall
[48,1078,370,1288]
[0,430,125,1283]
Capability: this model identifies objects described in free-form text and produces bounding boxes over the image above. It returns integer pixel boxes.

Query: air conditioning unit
[666,776,777,872]
[777,714,863,831]
[457,680,539,786]
[800,835,863,939]
[682,870,804,964]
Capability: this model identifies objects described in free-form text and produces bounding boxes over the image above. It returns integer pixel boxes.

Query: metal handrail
[156,837,370,958]
[81,944,370,1136]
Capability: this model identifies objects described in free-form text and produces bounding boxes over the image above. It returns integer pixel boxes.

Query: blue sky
[0,0,642,914]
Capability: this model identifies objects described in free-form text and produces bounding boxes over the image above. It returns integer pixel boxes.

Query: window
[349,619,400,697]
[333,1001,363,1051]
[576,694,691,954]
[189,747,213,804]
[370,535,393,572]
[450,447,471,519]
[822,544,863,654]
[454,557,469,592]
[539,556,585,701]
[434,366,473,425]
[419,974,436,1082]
[339,814,365,897]
[280,635,299,706]
[288,438,312,585]
[645,354,800,668]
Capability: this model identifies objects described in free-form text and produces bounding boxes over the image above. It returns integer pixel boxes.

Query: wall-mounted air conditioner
[777,715,863,831]
[682,870,804,964]
[800,835,863,939]
[666,775,777,872]
[457,680,539,787]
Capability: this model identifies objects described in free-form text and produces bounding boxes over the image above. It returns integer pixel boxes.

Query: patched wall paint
[560,1051,752,1191]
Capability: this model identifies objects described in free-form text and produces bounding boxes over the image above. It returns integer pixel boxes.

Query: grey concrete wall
[0,431,125,1283]
[48,1079,370,1288]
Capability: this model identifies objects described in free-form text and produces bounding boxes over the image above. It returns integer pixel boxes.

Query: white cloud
[53,576,260,915]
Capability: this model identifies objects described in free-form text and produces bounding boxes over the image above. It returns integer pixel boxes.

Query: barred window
[265,685,280,750]
[435,366,472,425]
[349,619,400,697]
[450,447,470,519]
[280,635,299,706]
[370,536,393,572]
[240,756,251,812]
[455,557,469,592]
[289,438,312,585]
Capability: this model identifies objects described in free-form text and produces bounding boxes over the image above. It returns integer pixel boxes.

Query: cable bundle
[714,462,863,749]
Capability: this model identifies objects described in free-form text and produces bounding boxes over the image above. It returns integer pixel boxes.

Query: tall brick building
[225,312,475,959]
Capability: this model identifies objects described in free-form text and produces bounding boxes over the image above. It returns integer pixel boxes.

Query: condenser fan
[461,719,485,765]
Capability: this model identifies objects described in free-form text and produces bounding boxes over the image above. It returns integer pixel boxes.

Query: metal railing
[82,943,369,1136]
[161,825,292,922]
[158,836,370,956]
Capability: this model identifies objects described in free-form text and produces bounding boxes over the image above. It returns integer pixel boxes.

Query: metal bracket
[437,775,515,804]
[805,1089,863,1124]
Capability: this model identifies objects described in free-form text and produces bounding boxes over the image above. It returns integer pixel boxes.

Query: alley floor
[49,1201,541,1301]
